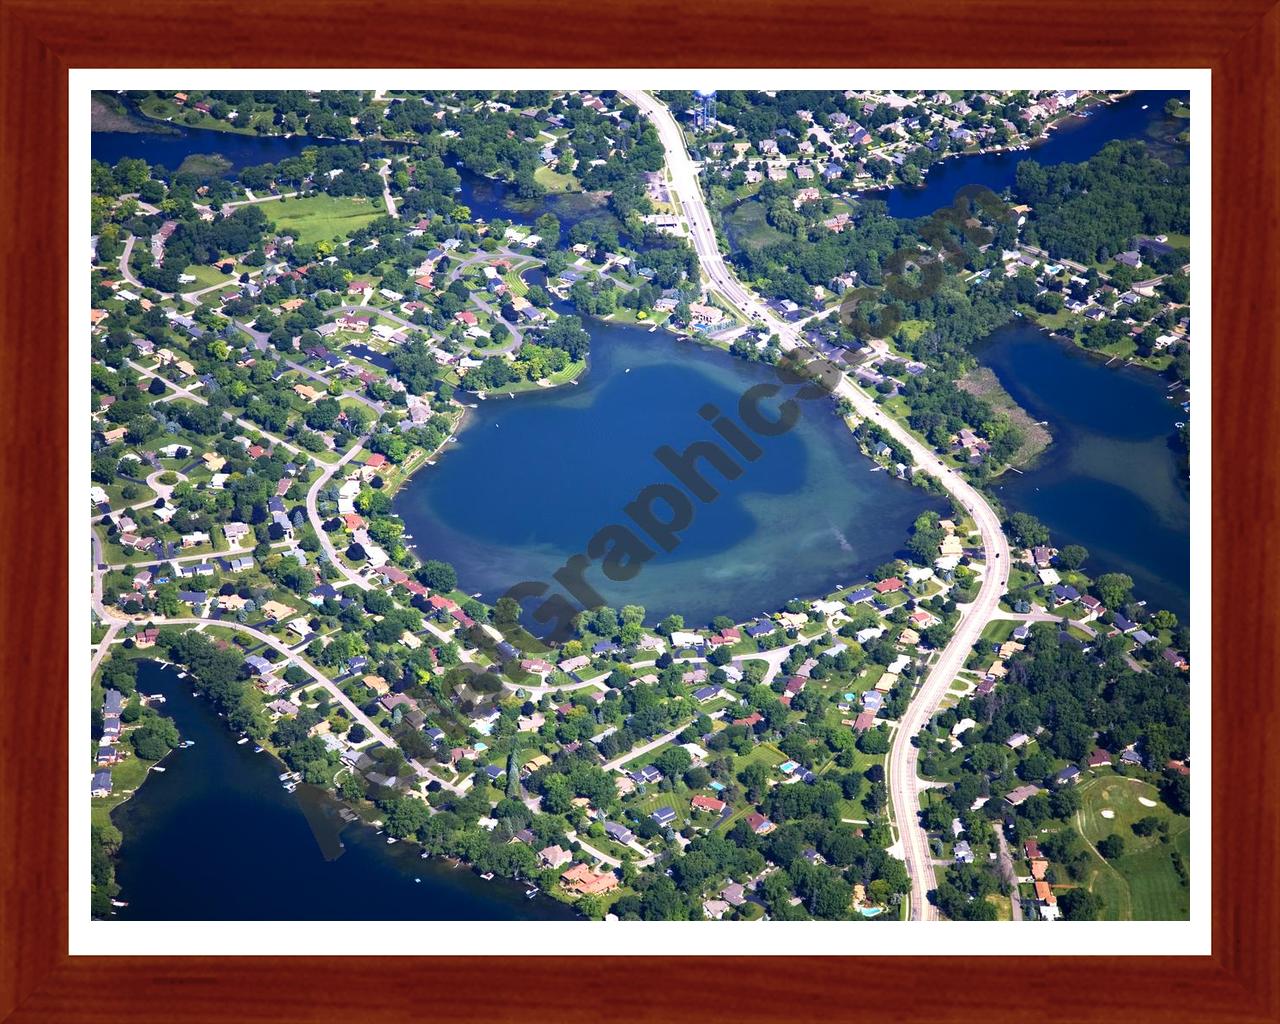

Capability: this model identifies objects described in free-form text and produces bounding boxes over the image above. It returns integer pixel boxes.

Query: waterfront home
[1051,584,1081,605]
[244,654,272,675]
[1079,595,1104,621]
[91,771,113,798]
[266,699,297,717]
[1132,629,1156,646]
[670,630,705,649]
[539,845,572,869]
[874,577,903,594]
[561,863,619,897]
[708,627,741,646]
[745,620,777,639]
[558,654,591,674]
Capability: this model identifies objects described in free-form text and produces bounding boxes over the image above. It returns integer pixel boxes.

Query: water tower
[694,89,717,130]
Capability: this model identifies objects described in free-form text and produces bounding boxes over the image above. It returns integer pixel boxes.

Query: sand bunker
[1137,796,1158,808]
[1100,809,1116,819]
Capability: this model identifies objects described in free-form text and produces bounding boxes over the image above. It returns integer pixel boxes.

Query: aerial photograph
[88,85,1193,925]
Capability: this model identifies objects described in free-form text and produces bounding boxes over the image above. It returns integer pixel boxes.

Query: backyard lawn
[266,194,382,245]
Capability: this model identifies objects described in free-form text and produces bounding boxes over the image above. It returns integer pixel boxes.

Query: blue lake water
[91,124,341,174]
[395,322,939,627]
[110,661,577,920]
[875,89,1188,219]
[94,90,1191,919]
[979,324,1190,619]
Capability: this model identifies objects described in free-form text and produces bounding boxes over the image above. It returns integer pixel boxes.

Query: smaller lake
[979,324,1190,619]
[111,661,577,921]
[874,89,1188,220]
[395,322,939,629]
[91,107,612,233]
[723,89,1188,248]
[91,125,343,175]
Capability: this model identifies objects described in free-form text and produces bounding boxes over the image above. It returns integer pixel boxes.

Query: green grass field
[980,619,1017,644]
[722,199,790,252]
[266,194,382,245]
[533,164,578,193]
[1074,774,1190,920]
[181,262,240,291]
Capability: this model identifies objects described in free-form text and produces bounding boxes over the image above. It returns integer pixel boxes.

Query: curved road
[306,437,375,591]
[624,90,1011,921]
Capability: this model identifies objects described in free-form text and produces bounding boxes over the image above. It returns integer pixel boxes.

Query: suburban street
[305,436,375,591]
[601,710,726,772]
[625,90,1013,921]
[88,538,462,793]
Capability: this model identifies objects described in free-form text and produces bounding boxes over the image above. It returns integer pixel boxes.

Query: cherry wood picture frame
[2,1,1276,1020]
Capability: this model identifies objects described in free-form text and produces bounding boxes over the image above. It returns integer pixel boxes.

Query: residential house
[650,806,677,827]
[539,845,572,869]
[560,863,619,897]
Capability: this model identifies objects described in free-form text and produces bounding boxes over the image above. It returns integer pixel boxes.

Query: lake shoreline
[108,660,579,921]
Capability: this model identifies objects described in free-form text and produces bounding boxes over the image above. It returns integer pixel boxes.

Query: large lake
[395,321,938,627]
[979,324,1190,620]
[111,661,577,920]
